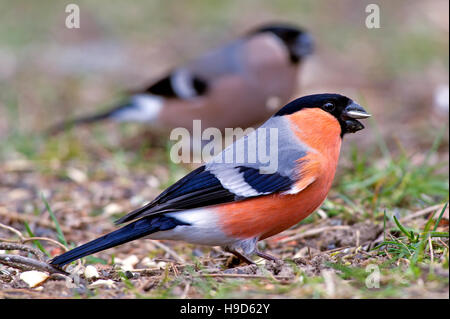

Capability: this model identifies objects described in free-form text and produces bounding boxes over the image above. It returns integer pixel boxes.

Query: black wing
[115,165,294,225]
[142,71,208,98]
[115,166,237,224]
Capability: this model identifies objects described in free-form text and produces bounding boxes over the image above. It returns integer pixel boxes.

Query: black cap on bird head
[275,93,371,137]
[251,23,314,63]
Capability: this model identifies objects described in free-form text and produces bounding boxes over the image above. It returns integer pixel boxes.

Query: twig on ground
[438,238,448,249]
[0,222,25,241]
[153,240,185,263]
[0,222,69,252]
[193,273,293,281]
[22,237,68,252]
[0,288,53,299]
[310,240,377,259]
[0,209,72,233]
[279,225,351,243]
[313,246,352,256]
[171,263,180,277]
[0,221,75,274]
[0,242,46,261]
[356,248,375,257]
[181,281,190,299]
[429,236,434,264]
[400,204,446,222]
[0,254,67,274]
[49,272,73,283]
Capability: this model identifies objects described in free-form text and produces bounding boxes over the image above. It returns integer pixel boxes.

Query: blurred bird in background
[50,93,371,267]
[47,23,314,135]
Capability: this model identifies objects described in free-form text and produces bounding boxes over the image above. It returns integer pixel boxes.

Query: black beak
[342,102,371,120]
[344,119,365,133]
[341,102,371,133]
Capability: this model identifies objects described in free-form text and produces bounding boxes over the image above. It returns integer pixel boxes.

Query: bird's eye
[323,102,335,112]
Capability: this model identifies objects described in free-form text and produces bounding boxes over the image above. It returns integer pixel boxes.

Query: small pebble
[19,271,49,288]
[124,270,134,279]
[66,167,87,184]
[84,265,100,279]
[156,261,167,269]
[88,279,116,289]
[140,257,156,268]
[115,255,139,271]
[103,203,122,216]
[146,175,160,188]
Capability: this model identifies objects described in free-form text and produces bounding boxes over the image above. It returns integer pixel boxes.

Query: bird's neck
[288,108,342,165]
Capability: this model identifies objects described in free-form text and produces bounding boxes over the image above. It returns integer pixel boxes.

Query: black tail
[46,93,164,135]
[49,215,187,267]
[45,104,126,135]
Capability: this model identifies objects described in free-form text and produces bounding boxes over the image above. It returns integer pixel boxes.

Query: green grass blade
[433,202,448,232]
[23,221,51,258]
[412,235,428,266]
[393,215,414,241]
[41,194,68,247]
[423,231,449,238]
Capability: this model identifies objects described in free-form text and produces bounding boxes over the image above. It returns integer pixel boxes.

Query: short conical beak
[342,102,371,119]
[345,119,364,132]
[341,101,371,134]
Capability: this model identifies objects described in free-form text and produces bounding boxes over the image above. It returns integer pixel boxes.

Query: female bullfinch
[47,23,313,135]
[50,93,370,267]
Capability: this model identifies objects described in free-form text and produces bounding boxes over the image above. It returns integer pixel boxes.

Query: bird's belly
[216,180,331,240]
[147,208,236,247]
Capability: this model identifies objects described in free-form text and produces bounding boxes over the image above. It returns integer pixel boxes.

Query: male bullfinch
[50,93,370,267]
[47,23,314,135]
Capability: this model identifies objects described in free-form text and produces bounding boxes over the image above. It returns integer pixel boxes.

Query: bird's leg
[255,250,281,263]
[224,247,255,265]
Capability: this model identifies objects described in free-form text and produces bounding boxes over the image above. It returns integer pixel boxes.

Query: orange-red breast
[50,93,370,267]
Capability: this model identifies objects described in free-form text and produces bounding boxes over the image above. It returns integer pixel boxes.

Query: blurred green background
[0,0,448,152]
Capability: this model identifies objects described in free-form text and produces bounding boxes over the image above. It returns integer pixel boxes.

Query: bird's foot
[224,247,255,265]
[255,250,281,263]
